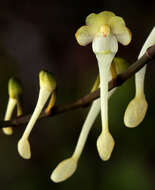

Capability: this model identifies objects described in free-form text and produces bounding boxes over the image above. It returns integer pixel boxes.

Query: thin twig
[0,45,155,128]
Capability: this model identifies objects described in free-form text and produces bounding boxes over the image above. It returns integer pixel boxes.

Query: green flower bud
[8,77,22,99]
[39,70,56,92]
[112,57,129,74]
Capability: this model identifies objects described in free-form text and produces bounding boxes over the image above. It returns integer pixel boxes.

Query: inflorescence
[1,11,155,183]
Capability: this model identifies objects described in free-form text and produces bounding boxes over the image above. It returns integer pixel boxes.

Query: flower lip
[92,33,118,54]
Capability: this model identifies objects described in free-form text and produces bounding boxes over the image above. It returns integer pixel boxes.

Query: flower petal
[116,28,132,45]
[86,13,97,25]
[86,11,116,35]
[75,25,93,46]
[98,11,116,24]
[110,16,126,34]
[86,11,115,26]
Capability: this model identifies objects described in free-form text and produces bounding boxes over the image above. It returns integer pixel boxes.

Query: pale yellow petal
[116,28,132,45]
[110,16,126,34]
[86,11,115,26]
[75,25,93,46]
[86,11,115,35]
[98,11,116,24]
[86,13,97,25]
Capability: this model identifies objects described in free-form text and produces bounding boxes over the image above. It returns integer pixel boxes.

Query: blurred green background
[0,0,155,189]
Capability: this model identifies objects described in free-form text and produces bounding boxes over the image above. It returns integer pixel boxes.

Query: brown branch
[0,45,155,128]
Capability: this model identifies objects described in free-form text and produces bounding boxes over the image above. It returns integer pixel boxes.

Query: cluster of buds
[2,10,155,184]
[3,71,57,160]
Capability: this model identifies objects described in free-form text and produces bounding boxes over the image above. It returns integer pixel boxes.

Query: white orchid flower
[51,11,131,183]
[51,57,129,184]
[75,11,131,162]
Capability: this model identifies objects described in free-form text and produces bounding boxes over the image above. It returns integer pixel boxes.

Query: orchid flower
[75,11,131,161]
[18,70,56,159]
[51,56,129,183]
[124,27,155,128]
[3,77,23,135]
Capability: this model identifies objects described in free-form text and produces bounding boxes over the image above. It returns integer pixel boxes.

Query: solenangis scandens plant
[18,70,56,159]
[3,77,23,135]
[124,27,155,128]
[51,11,131,183]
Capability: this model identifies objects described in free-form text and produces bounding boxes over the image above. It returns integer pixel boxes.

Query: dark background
[0,0,155,189]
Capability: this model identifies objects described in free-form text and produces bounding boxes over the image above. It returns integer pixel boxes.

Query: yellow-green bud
[8,77,23,99]
[113,57,129,74]
[39,70,56,92]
